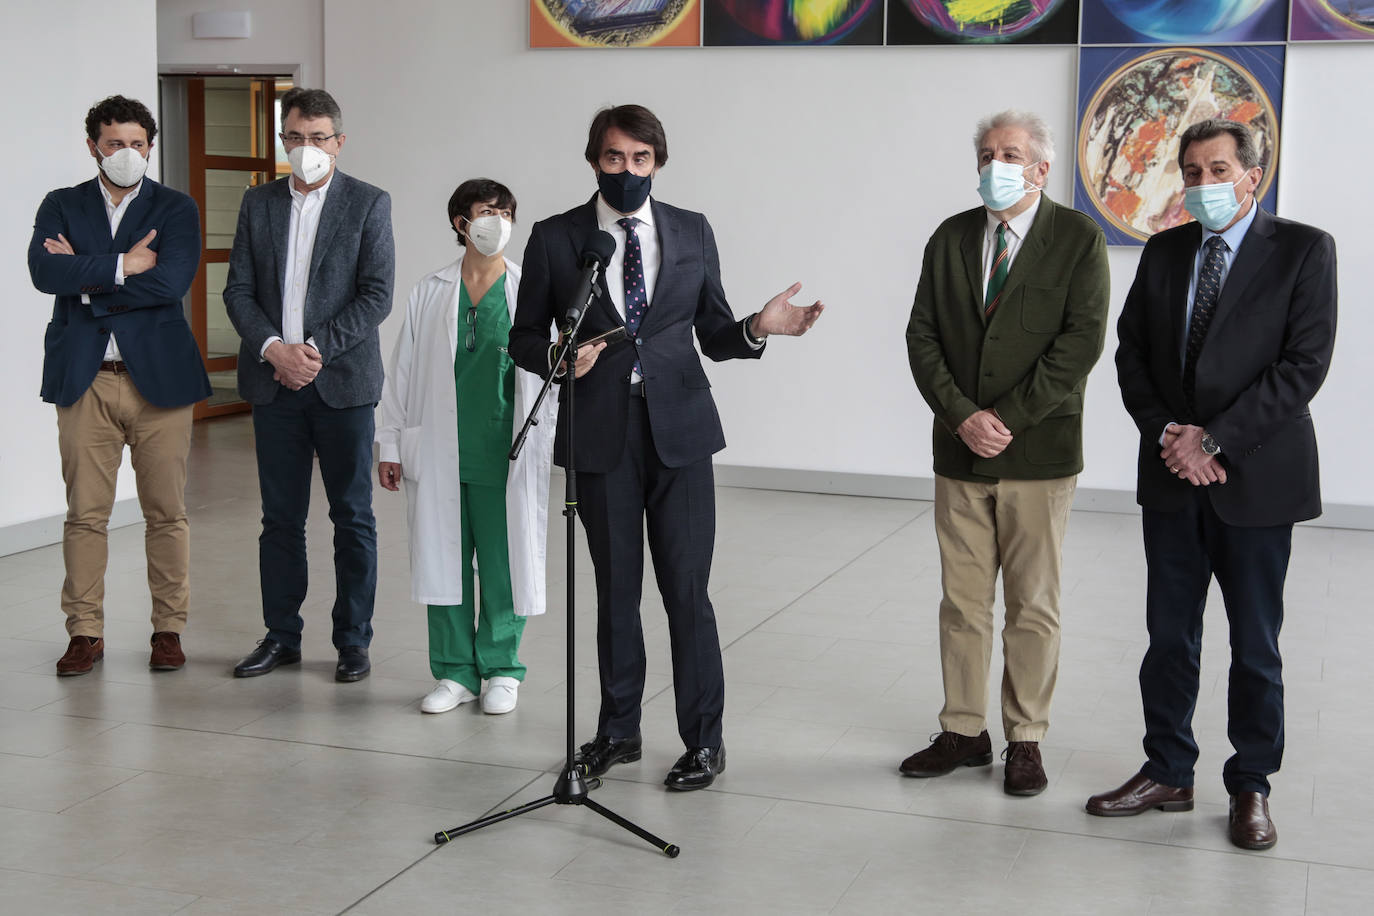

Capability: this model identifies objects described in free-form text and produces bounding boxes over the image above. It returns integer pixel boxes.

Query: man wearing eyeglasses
[224,87,395,683]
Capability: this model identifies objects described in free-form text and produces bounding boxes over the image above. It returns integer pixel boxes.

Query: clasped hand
[266,341,322,390]
[958,409,1012,458]
[1160,423,1227,486]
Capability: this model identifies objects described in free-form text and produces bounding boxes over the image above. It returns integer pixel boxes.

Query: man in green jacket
[902,110,1110,796]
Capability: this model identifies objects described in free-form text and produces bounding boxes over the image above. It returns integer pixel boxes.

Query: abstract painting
[886,0,1079,44]
[1074,45,1284,245]
[1290,0,1374,40]
[1080,0,1288,44]
[530,0,702,48]
[702,0,884,45]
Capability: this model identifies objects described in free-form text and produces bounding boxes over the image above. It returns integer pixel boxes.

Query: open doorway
[159,73,293,419]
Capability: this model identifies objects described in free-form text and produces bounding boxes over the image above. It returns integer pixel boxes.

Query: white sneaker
[482,677,520,714]
[420,679,478,714]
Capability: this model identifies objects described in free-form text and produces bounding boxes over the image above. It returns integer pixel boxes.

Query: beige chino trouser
[933,473,1076,743]
[56,369,194,638]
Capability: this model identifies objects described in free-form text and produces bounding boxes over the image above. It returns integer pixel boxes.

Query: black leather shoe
[574,734,643,777]
[233,638,301,678]
[664,745,725,791]
[335,646,371,682]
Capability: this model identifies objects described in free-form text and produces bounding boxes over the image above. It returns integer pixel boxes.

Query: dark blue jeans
[1139,490,1291,796]
[251,386,376,651]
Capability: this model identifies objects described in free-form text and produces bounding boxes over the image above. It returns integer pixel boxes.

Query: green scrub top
[454,275,516,487]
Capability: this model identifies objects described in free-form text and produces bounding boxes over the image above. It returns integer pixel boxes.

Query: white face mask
[98,147,149,188]
[464,214,512,257]
[288,145,333,185]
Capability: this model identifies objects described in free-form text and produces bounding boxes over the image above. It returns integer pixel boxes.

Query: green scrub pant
[427,482,526,693]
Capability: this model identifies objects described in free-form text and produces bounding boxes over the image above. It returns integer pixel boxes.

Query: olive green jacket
[906,196,1110,482]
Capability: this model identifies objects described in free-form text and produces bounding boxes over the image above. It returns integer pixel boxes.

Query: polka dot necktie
[618,216,647,375]
[984,221,1009,317]
[1182,236,1228,413]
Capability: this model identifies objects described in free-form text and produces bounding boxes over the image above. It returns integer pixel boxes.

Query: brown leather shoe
[1229,792,1277,850]
[899,730,993,777]
[1086,772,1194,816]
[149,631,185,671]
[1003,741,1048,796]
[56,636,104,676]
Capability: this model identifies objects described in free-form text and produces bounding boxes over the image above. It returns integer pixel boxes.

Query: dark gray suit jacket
[223,171,395,408]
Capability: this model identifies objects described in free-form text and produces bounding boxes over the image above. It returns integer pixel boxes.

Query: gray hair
[280,87,343,135]
[1178,118,1260,170]
[974,110,1055,165]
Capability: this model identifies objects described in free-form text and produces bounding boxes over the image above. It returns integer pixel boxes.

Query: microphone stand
[433,264,679,858]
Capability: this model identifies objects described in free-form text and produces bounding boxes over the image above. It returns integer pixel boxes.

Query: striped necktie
[984,221,1009,317]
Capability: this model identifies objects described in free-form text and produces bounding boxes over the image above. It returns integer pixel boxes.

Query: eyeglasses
[465,305,477,352]
[279,132,339,148]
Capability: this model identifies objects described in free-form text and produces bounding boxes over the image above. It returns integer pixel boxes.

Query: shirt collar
[1203,197,1258,252]
[97,177,143,208]
[289,172,334,204]
[986,194,1041,240]
[596,193,654,230]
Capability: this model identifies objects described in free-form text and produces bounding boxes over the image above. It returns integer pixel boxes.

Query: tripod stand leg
[434,794,559,845]
[584,797,681,857]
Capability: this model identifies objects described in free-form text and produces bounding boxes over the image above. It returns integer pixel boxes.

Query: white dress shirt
[86,178,141,361]
[980,194,1041,302]
[260,174,331,358]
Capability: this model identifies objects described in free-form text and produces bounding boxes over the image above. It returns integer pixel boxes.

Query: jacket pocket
[1019,285,1068,334]
[399,426,424,482]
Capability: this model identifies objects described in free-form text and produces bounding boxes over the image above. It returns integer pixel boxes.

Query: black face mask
[597,169,652,213]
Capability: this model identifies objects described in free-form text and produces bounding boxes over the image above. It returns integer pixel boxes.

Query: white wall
[1,1,159,537]
[156,1,1374,513]
[157,0,323,87]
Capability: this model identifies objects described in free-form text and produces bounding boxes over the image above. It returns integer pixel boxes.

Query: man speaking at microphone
[509,104,822,791]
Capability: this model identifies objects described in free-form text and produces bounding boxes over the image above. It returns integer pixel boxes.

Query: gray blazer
[224,171,395,408]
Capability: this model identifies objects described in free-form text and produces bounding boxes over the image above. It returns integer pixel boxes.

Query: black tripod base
[433,767,680,857]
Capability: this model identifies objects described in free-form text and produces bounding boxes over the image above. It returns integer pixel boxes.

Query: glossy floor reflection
[1,415,1371,914]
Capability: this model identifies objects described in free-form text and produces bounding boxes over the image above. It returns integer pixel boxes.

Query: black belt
[99,360,127,373]
[628,381,645,398]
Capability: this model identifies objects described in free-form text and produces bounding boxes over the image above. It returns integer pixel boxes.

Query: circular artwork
[1077,48,1279,241]
[1097,0,1270,42]
[715,0,877,43]
[534,0,696,47]
[1317,0,1374,33]
[901,0,1068,42]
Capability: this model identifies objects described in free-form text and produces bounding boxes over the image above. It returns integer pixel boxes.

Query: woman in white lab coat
[377,179,555,715]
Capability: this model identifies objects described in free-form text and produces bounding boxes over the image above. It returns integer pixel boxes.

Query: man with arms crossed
[903,110,1110,796]
[29,95,210,675]
[225,88,395,683]
[1088,119,1337,851]
[508,104,822,790]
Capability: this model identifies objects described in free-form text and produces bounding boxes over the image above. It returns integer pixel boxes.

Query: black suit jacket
[1115,207,1337,526]
[29,178,211,408]
[509,196,761,473]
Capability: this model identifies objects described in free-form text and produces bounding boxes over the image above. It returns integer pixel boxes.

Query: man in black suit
[509,104,822,790]
[1087,119,1337,851]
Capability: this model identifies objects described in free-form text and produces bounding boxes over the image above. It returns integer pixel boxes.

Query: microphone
[561,229,616,336]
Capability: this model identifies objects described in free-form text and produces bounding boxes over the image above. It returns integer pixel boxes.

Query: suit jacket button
[635,338,643,346]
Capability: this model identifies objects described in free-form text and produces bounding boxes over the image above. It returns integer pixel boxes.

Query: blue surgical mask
[978,159,1041,212]
[1184,175,1251,232]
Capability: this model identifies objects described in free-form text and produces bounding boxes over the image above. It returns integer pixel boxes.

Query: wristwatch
[1200,432,1221,456]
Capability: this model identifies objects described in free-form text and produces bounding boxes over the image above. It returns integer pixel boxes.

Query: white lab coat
[376,255,556,613]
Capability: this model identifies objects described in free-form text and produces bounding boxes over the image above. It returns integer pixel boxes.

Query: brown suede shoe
[1003,741,1048,796]
[1229,792,1277,850]
[1086,772,1194,817]
[149,632,185,671]
[56,636,104,676]
[899,730,993,777]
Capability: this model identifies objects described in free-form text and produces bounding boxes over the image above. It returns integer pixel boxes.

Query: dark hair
[279,87,343,135]
[447,179,517,246]
[583,104,668,169]
[1178,118,1260,170]
[85,95,157,145]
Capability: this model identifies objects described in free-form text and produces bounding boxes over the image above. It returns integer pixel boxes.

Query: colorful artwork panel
[1080,0,1288,45]
[1074,44,1284,245]
[1291,0,1374,40]
[530,0,702,48]
[702,0,884,46]
[886,0,1079,45]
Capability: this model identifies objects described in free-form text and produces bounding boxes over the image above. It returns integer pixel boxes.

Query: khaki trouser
[933,474,1076,743]
[56,369,194,638]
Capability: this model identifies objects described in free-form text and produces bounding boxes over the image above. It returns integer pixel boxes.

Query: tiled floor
[2,415,1371,914]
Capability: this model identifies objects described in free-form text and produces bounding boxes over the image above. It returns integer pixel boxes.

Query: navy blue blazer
[509,196,762,473]
[223,171,395,409]
[29,177,211,408]
[1116,208,1338,527]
